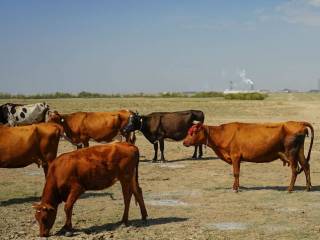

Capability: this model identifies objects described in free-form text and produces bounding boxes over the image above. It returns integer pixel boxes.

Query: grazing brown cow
[47,110,136,148]
[32,142,147,237]
[183,122,314,192]
[0,123,63,175]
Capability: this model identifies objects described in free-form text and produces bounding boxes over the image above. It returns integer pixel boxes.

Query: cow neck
[60,114,73,139]
[139,116,146,132]
[118,111,126,129]
[40,177,61,209]
[204,125,218,149]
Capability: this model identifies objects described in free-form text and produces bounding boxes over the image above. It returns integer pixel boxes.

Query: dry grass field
[1,93,320,240]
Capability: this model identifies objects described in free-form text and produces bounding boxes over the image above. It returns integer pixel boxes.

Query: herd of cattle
[0,102,315,237]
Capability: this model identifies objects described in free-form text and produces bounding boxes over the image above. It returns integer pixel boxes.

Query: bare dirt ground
[1,93,320,240]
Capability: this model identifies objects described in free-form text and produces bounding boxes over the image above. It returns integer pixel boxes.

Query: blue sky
[1,0,320,94]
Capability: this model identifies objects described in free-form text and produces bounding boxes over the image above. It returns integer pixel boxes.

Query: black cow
[123,110,204,162]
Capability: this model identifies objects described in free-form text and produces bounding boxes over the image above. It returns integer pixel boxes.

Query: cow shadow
[0,192,115,207]
[239,185,320,192]
[80,192,115,200]
[140,156,218,163]
[0,196,40,207]
[170,156,219,163]
[72,217,188,235]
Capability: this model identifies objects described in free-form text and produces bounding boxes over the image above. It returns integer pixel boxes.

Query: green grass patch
[224,92,268,100]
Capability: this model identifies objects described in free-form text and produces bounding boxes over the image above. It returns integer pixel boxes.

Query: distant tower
[318,78,320,91]
[250,84,254,91]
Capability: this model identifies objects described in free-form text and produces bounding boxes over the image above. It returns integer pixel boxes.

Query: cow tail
[297,122,314,174]
[134,148,141,206]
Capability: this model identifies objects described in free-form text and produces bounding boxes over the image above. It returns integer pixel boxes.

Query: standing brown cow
[183,121,314,192]
[0,123,63,175]
[47,109,136,148]
[33,142,147,237]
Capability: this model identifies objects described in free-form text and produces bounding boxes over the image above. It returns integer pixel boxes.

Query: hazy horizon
[1,0,320,94]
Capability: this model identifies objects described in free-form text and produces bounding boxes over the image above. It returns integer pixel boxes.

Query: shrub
[224,93,268,100]
[191,91,224,98]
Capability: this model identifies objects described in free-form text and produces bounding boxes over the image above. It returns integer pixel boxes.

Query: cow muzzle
[183,140,191,147]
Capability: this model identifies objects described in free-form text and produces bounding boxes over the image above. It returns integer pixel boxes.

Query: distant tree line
[0,91,268,100]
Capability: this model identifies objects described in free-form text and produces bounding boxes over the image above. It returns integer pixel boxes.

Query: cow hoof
[232,189,239,193]
[119,222,129,228]
[142,219,149,226]
[152,160,157,163]
[65,231,73,237]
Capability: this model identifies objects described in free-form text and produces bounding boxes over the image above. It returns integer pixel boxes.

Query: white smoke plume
[239,69,254,86]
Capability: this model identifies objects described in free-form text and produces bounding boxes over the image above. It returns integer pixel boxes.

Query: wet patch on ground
[206,222,248,230]
[146,199,188,207]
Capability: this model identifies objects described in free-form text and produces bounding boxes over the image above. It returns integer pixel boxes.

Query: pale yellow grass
[0,93,320,240]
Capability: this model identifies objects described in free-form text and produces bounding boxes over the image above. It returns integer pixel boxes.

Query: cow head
[32,203,57,237]
[46,111,65,124]
[183,123,206,147]
[123,112,142,133]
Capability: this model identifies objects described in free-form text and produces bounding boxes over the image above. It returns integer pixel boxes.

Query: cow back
[81,112,122,142]
[51,143,139,192]
[144,111,196,141]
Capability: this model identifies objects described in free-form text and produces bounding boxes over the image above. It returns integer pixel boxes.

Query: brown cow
[183,122,314,192]
[0,123,63,175]
[47,109,136,148]
[32,142,147,237]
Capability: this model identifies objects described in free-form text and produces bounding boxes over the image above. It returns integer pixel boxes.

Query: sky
[0,0,320,94]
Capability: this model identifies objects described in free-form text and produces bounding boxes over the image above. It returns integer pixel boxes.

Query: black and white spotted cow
[0,102,50,126]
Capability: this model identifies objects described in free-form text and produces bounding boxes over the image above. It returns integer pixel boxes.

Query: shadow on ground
[0,192,115,207]
[73,217,188,234]
[80,192,115,200]
[0,196,40,207]
[140,156,218,163]
[214,185,320,192]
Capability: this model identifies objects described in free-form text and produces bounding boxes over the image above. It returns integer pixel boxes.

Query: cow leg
[83,141,89,148]
[126,132,136,144]
[152,142,158,162]
[288,156,298,193]
[298,146,311,191]
[232,158,241,192]
[278,152,291,166]
[192,146,198,159]
[61,187,83,236]
[42,163,49,177]
[159,139,166,162]
[120,179,133,226]
[131,171,148,221]
[198,145,203,159]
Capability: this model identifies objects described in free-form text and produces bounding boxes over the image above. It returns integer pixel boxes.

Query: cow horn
[32,202,41,209]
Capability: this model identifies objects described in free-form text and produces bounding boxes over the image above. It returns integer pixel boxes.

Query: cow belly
[83,177,118,190]
[241,151,281,163]
[0,156,36,168]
